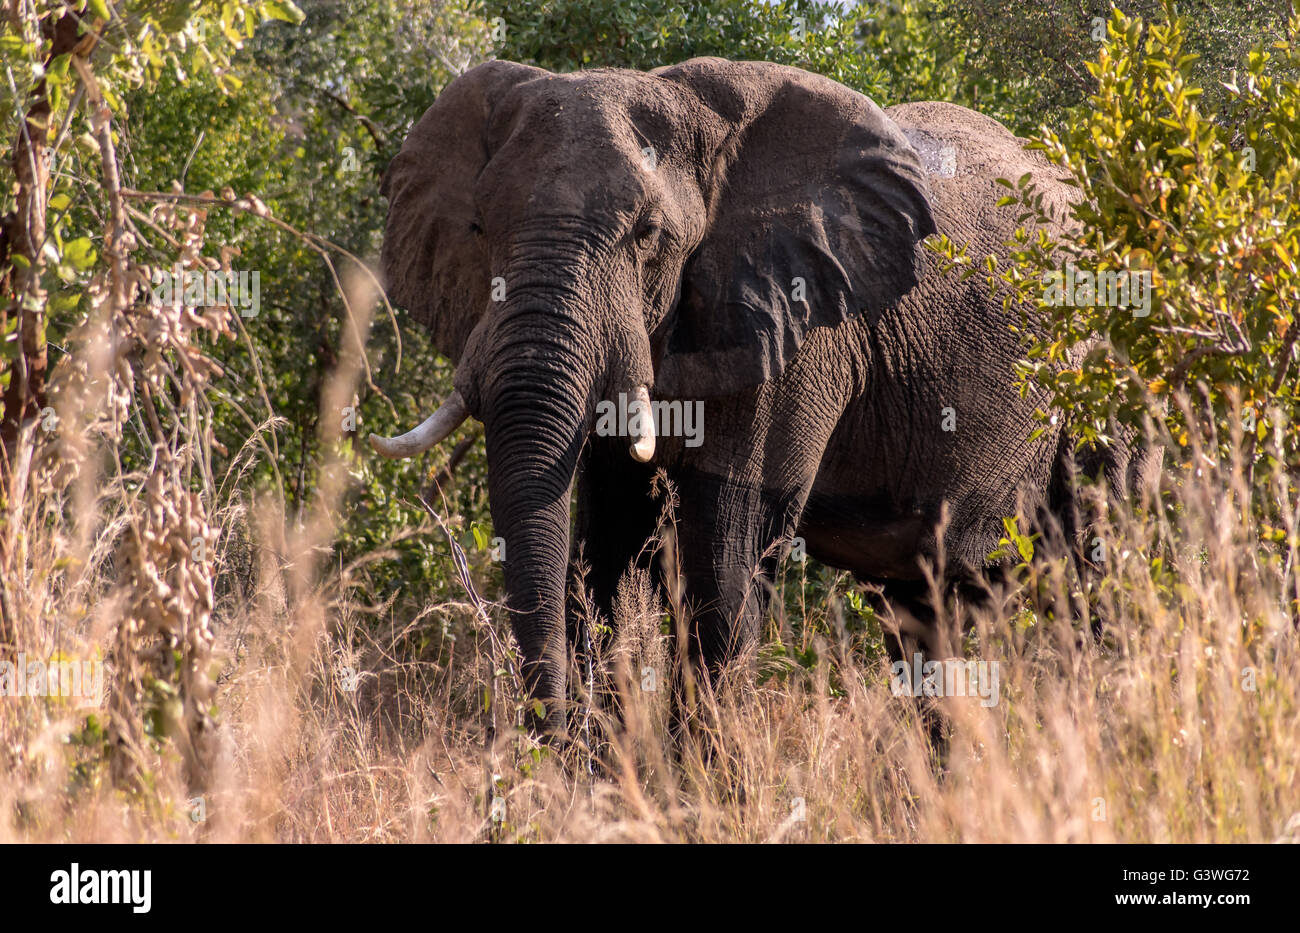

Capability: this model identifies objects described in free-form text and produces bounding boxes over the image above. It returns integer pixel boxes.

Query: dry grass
[2,287,1298,843]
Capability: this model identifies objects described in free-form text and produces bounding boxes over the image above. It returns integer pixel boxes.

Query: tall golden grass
[1,254,1297,842]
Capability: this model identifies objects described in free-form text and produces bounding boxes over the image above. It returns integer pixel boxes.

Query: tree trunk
[0,10,85,644]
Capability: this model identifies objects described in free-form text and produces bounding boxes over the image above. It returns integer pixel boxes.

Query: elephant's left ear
[652,60,936,398]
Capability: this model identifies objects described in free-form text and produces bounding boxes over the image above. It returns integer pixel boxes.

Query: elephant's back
[883,99,1078,351]
[885,100,1078,232]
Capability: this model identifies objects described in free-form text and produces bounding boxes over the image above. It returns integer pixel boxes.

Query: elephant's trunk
[376,230,655,738]
[472,293,600,739]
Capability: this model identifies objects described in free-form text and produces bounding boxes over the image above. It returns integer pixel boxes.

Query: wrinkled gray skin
[379,58,1153,739]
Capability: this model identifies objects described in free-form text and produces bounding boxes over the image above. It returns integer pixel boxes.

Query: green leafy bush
[934,10,1300,531]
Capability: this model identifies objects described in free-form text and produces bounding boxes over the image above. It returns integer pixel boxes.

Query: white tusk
[368,390,469,459]
[627,385,656,462]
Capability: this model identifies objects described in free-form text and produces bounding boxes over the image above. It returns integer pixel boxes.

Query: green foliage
[941,0,1296,131]
[1,0,290,383]
[935,9,1299,527]
[117,1,500,608]
[484,0,963,105]
[764,557,887,693]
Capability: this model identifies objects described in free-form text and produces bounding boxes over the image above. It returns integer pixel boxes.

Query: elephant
[370,57,1155,740]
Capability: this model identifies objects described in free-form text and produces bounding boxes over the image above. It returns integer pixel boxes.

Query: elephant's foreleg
[667,376,847,689]
[670,468,812,682]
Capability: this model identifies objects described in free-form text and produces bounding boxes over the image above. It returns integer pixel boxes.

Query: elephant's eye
[469,217,484,237]
[633,218,661,249]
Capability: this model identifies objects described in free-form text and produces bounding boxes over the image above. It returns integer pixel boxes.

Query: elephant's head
[371,58,935,737]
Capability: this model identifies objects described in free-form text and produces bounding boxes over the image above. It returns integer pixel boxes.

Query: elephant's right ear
[380,60,544,362]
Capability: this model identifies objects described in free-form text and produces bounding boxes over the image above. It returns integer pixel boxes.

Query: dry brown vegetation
[2,274,1297,841]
